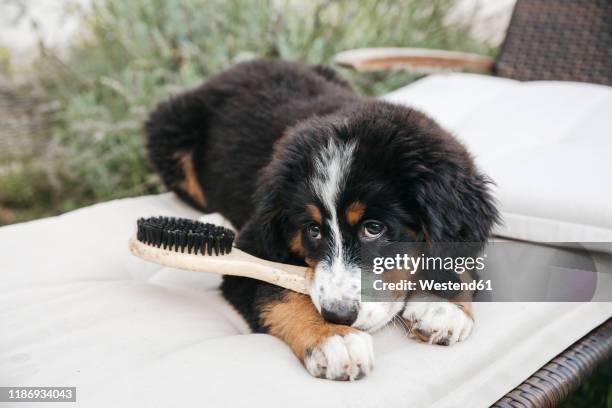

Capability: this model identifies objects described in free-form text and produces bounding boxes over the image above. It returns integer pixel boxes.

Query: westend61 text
[372,279,493,292]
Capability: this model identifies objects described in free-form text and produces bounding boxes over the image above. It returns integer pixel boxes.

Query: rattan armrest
[334,47,493,73]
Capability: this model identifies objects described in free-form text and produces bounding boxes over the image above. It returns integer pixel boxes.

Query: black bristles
[136,216,235,256]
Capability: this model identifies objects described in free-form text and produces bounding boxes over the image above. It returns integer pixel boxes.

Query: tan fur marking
[305,266,315,282]
[452,268,475,320]
[404,227,418,241]
[290,232,306,258]
[307,204,322,224]
[261,292,355,361]
[452,301,474,320]
[304,260,318,282]
[346,202,366,226]
[178,152,207,208]
[289,231,318,281]
[422,226,431,243]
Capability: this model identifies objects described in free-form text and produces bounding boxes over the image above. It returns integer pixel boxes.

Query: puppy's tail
[144,89,209,211]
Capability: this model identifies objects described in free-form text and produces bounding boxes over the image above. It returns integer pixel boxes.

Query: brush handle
[129,237,309,294]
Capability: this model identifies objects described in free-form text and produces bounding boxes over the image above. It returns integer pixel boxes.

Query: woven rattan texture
[493,318,612,407]
[494,0,612,85]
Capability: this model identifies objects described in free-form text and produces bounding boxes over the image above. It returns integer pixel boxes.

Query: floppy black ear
[410,169,499,299]
[234,162,293,263]
[415,170,499,244]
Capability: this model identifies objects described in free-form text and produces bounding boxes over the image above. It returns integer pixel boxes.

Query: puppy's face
[250,102,498,332]
[287,138,415,332]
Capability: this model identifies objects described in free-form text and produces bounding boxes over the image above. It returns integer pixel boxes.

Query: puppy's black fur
[145,59,498,333]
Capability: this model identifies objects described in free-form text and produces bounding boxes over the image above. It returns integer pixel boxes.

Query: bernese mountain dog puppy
[145,59,498,381]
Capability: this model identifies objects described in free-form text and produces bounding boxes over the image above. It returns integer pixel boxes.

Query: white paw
[304,331,374,380]
[402,301,473,346]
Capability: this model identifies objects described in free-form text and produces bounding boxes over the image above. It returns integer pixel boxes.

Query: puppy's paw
[304,331,374,381]
[402,301,473,346]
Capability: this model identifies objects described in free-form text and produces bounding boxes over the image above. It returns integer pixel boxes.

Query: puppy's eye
[307,224,322,240]
[361,220,386,240]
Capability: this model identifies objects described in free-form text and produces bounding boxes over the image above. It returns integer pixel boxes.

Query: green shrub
[1,0,493,225]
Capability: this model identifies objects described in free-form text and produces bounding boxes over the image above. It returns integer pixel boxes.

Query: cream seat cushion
[1,194,610,408]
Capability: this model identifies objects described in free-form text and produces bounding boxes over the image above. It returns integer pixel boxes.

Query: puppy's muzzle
[321,301,359,326]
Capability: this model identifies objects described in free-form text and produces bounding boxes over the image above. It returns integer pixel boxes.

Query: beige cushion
[1,194,610,407]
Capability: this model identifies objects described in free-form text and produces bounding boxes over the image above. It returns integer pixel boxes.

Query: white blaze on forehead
[308,139,399,332]
[311,139,357,267]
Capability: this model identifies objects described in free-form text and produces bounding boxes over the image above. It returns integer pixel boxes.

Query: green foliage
[0,46,11,75]
[1,0,493,225]
[560,368,612,408]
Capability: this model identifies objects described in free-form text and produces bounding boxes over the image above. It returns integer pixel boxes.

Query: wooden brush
[129,216,308,294]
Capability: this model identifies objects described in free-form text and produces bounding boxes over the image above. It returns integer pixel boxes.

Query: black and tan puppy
[145,59,498,380]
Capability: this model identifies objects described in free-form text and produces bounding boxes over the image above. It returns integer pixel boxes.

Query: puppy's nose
[321,303,359,326]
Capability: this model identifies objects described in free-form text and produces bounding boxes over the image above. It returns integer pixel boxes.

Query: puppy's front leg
[261,291,374,380]
[402,296,474,346]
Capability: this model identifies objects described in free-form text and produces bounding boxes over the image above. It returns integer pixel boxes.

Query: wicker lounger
[494,318,612,407]
[335,1,612,405]
[335,0,612,87]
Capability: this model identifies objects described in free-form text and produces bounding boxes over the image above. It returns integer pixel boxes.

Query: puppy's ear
[235,163,293,263]
[415,170,499,243]
[411,169,498,299]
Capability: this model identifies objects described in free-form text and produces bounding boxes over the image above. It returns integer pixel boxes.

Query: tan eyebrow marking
[346,201,366,226]
[307,204,322,224]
